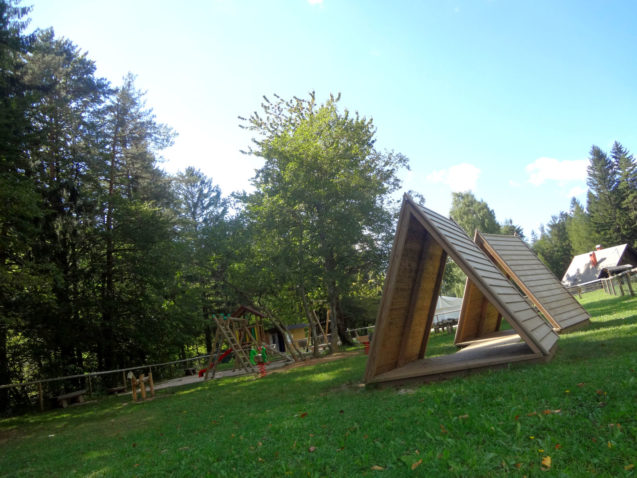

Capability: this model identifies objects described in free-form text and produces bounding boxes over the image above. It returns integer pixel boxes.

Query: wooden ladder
[205,315,257,380]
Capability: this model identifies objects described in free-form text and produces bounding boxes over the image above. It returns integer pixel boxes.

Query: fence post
[148,372,155,397]
[139,374,147,400]
[131,376,138,402]
[39,382,44,412]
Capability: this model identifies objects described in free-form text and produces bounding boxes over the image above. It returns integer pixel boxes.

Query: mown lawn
[1,289,636,477]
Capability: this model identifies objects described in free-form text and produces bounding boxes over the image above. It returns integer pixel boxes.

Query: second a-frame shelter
[364,195,558,386]
[475,232,590,333]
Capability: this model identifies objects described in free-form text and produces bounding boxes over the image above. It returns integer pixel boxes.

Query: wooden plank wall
[454,280,501,344]
[477,233,590,332]
[365,207,445,380]
[419,206,558,356]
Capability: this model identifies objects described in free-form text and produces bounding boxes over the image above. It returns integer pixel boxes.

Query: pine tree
[587,145,622,247]
[612,142,637,246]
[566,197,594,254]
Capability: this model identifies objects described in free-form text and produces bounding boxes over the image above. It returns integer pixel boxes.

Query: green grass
[1,290,636,477]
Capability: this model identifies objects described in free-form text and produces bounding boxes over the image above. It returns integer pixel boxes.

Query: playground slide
[198,349,233,377]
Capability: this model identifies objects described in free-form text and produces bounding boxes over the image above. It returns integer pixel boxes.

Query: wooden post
[122,371,127,392]
[148,372,155,397]
[131,376,138,402]
[88,375,93,396]
[625,271,635,296]
[139,374,147,400]
[39,382,44,412]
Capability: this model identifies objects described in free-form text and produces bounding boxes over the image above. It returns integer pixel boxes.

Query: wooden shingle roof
[364,196,558,386]
[475,232,590,333]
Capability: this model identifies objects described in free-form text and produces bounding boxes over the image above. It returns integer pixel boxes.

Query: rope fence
[1,354,211,413]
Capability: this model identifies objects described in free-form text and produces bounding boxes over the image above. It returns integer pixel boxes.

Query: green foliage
[440,259,466,298]
[566,198,595,254]
[450,192,500,237]
[587,142,637,248]
[240,92,407,344]
[532,212,573,278]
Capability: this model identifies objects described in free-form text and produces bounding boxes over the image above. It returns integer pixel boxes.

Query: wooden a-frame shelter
[364,195,558,386]
[471,232,590,334]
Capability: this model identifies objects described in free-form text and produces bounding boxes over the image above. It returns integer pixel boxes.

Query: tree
[19,29,110,378]
[97,74,176,369]
[0,0,40,411]
[612,142,637,246]
[173,167,232,355]
[449,192,500,237]
[532,212,573,278]
[566,197,594,254]
[586,142,637,248]
[587,144,622,247]
[500,218,525,239]
[241,92,408,348]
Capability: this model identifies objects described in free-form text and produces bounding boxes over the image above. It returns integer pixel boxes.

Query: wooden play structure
[203,307,294,380]
[469,232,590,334]
[364,195,558,386]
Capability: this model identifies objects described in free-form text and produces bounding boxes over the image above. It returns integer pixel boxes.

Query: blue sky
[27,0,637,237]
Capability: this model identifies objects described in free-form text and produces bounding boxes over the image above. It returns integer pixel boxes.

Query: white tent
[433,296,463,324]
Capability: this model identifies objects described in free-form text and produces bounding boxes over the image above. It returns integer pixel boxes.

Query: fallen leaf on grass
[543,409,561,415]
[554,444,561,450]
[411,459,423,470]
[440,424,448,434]
[258,457,264,462]
[625,464,634,471]
[299,412,308,418]
[527,411,538,416]
[371,465,384,471]
[541,456,552,470]
[577,382,585,387]
[458,414,469,420]
[308,446,317,453]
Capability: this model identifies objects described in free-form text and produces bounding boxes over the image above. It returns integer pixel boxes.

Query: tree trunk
[0,323,9,412]
[298,287,320,358]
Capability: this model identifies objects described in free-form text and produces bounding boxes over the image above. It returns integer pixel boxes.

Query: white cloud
[509,179,521,187]
[567,186,587,198]
[426,162,481,192]
[525,157,588,186]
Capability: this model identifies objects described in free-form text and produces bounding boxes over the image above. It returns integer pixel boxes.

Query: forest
[1,2,636,413]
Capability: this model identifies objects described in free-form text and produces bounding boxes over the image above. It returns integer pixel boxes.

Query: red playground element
[198,348,233,377]
[363,341,370,355]
[257,362,267,378]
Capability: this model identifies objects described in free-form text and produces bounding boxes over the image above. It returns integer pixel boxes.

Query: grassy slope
[1,290,636,477]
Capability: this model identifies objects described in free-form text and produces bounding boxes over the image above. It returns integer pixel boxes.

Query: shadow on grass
[581,295,637,318]
[586,315,637,331]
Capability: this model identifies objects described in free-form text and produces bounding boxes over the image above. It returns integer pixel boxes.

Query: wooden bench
[107,385,126,395]
[57,389,88,408]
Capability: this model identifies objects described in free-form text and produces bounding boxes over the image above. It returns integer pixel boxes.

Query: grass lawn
[1,289,636,477]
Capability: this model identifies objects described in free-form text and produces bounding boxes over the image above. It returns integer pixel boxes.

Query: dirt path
[153,350,362,391]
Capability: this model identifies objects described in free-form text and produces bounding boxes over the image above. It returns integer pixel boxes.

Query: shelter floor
[368,334,543,385]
